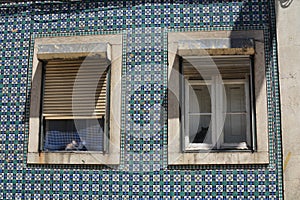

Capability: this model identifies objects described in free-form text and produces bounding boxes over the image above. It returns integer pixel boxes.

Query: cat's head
[201,127,209,131]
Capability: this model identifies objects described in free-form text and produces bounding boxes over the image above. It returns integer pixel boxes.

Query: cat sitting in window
[65,140,86,151]
[193,127,209,143]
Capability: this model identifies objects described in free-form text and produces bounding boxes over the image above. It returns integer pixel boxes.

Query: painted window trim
[168,30,269,165]
[27,34,122,165]
[182,72,252,152]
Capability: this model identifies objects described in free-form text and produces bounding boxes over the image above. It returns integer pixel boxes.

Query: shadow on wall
[168,0,266,119]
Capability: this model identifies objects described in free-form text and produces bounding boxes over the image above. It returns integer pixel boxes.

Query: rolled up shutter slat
[182,55,250,79]
[43,58,109,119]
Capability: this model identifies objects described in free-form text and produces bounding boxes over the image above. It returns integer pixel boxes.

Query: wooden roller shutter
[42,58,109,119]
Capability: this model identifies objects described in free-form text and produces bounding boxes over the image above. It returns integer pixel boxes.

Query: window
[181,55,254,151]
[42,57,110,152]
[168,30,269,165]
[28,34,122,165]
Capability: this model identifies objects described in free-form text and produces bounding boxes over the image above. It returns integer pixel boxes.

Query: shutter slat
[47,60,108,65]
[43,84,106,89]
[46,71,106,75]
[46,64,109,68]
[46,68,107,73]
[44,116,104,120]
[43,111,106,116]
[44,108,106,111]
[44,79,106,83]
[45,90,106,95]
[43,58,109,119]
[46,104,105,108]
[183,56,250,79]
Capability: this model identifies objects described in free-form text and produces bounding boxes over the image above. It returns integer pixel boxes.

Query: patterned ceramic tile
[0,0,282,199]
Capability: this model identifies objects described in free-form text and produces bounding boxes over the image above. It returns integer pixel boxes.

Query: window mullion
[250,57,256,151]
[184,79,190,149]
[211,76,218,149]
[215,75,226,150]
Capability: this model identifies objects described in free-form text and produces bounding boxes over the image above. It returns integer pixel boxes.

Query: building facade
[0,0,288,199]
[276,0,300,199]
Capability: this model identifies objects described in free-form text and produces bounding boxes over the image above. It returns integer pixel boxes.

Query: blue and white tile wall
[0,1,282,199]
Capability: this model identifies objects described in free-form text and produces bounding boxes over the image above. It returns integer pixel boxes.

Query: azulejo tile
[0,0,282,199]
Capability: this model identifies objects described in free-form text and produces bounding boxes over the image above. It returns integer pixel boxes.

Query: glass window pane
[189,115,212,143]
[44,119,104,151]
[225,84,245,113]
[189,84,211,113]
[223,114,247,143]
[223,83,248,144]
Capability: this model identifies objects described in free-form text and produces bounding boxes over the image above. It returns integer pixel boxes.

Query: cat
[193,127,209,143]
[65,140,86,151]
